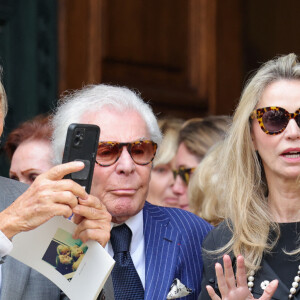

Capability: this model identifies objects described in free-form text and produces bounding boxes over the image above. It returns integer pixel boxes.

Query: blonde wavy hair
[178,116,231,161]
[152,117,183,167]
[189,142,226,226]
[211,53,300,273]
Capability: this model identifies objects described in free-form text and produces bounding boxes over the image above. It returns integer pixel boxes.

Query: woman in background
[4,114,53,184]
[147,117,183,207]
[173,116,231,211]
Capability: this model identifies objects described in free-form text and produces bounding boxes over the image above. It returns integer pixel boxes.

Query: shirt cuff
[0,230,13,258]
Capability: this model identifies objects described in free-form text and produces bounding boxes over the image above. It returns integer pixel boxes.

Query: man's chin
[108,199,144,223]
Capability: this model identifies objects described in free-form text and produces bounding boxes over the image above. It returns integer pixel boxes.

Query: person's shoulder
[0,176,28,195]
[144,201,213,235]
[202,220,232,250]
[0,177,28,211]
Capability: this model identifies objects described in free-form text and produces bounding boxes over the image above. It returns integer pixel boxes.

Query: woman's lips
[281,148,300,161]
[164,197,179,204]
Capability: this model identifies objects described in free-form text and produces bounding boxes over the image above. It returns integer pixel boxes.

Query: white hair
[51,84,162,164]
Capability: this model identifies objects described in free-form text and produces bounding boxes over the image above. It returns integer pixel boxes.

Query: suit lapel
[1,256,31,300]
[143,202,181,300]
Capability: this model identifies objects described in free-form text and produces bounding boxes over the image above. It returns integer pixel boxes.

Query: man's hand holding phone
[0,122,112,248]
[0,161,86,238]
[60,123,111,247]
[72,195,111,247]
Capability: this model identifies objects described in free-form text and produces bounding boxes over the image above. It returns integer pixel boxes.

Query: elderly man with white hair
[51,84,212,300]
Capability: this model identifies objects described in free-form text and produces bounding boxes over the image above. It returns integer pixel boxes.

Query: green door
[0,0,58,176]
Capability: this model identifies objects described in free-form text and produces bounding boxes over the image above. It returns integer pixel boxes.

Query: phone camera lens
[74,137,80,146]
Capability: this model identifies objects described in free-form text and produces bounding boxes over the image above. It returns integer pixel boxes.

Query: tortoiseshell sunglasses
[250,106,300,135]
[96,140,157,167]
[172,167,195,184]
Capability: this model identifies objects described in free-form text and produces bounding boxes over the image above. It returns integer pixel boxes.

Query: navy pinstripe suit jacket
[143,201,212,300]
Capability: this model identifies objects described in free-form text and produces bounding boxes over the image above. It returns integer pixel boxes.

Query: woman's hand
[206,255,278,300]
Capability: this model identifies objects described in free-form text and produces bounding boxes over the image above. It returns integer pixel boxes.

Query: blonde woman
[148,117,183,207]
[173,116,231,211]
[199,53,300,300]
[188,142,225,226]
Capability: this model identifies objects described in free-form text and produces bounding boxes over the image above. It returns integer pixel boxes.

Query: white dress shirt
[0,230,13,258]
[105,209,145,288]
[0,230,13,292]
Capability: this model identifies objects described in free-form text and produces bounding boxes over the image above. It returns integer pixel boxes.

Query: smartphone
[62,123,100,193]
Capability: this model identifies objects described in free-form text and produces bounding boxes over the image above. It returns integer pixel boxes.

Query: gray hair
[51,84,162,164]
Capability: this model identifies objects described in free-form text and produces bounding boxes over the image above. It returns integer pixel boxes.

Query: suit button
[209,278,215,284]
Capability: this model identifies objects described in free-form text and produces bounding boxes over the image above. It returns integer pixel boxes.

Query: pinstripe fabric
[143,201,212,300]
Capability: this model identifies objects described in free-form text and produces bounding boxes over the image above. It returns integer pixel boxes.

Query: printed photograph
[42,228,88,281]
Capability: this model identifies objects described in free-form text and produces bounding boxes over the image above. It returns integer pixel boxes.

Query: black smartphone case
[62,123,100,193]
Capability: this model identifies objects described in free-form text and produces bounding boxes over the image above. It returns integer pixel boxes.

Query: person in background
[51,84,212,300]
[147,117,183,207]
[188,142,225,226]
[199,53,300,300]
[172,116,231,211]
[0,70,111,299]
[4,114,53,184]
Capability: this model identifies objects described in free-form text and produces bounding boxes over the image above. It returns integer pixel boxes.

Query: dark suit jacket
[198,221,300,300]
[143,201,212,300]
[98,276,114,300]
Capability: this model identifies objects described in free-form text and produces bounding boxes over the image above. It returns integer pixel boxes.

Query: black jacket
[198,221,300,300]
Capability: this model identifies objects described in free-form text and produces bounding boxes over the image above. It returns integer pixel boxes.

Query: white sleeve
[0,230,13,258]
